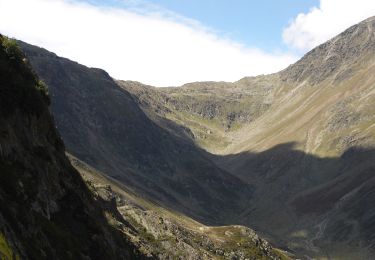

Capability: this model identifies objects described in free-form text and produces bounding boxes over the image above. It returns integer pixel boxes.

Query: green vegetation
[0,233,19,260]
[36,79,50,105]
[0,35,50,108]
[2,37,22,61]
[203,226,289,260]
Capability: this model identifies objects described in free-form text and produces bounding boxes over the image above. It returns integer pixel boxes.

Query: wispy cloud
[283,0,375,51]
[0,0,297,87]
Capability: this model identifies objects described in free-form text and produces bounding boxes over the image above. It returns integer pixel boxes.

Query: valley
[0,14,374,260]
[70,154,290,259]
[120,17,375,259]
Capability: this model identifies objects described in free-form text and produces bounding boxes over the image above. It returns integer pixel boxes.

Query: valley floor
[69,154,292,260]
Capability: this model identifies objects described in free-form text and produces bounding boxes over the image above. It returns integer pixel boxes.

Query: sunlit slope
[226,16,375,157]
[119,75,281,154]
[124,16,375,158]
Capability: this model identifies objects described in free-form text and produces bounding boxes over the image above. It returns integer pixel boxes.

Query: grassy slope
[69,154,291,260]
[119,75,278,154]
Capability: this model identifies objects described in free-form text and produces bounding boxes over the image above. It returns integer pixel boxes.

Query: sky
[0,0,375,86]
[83,0,319,51]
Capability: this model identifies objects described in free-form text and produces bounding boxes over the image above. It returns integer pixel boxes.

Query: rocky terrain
[0,35,148,259]
[70,154,290,260]
[120,75,278,153]
[12,16,375,259]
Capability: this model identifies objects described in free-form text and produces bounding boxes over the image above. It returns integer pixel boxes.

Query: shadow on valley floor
[211,142,375,215]
[207,142,375,257]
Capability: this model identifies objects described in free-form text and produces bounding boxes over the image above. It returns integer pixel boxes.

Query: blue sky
[81,0,319,52]
[1,0,374,86]
[131,0,319,51]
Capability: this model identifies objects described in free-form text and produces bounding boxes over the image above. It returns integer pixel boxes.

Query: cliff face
[0,35,145,259]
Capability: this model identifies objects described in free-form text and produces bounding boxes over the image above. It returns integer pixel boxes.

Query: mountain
[119,17,375,259]
[0,35,149,259]
[16,16,375,258]
[0,35,288,260]
[18,41,251,226]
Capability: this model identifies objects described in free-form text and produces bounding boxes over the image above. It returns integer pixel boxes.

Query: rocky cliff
[0,35,147,259]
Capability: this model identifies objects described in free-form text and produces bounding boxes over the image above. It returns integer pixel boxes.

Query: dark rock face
[19,42,251,225]
[0,35,145,259]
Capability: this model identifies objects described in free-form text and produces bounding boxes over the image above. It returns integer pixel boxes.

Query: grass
[0,233,19,260]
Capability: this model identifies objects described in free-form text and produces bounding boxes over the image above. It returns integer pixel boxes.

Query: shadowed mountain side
[0,35,148,259]
[19,41,252,225]
[211,143,375,259]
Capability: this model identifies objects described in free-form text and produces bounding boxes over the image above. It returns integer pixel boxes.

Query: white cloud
[0,0,296,87]
[283,0,375,51]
